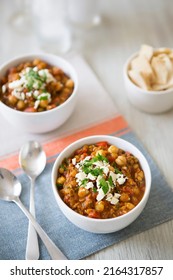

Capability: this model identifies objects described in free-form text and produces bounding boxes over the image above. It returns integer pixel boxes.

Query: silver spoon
[19,141,46,260]
[0,168,67,260]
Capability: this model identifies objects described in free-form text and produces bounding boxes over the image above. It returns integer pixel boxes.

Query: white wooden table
[0,0,173,259]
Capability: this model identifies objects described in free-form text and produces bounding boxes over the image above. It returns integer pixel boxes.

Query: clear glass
[9,0,32,33]
[67,0,101,29]
[33,0,71,54]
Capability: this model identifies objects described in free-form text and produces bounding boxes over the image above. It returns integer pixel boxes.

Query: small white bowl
[123,52,173,113]
[0,53,78,133]
[52,135,151,234]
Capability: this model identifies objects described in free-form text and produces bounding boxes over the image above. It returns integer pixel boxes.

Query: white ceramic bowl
[123,52,173,113]
[0,53,78,133]
[52,135,151,234]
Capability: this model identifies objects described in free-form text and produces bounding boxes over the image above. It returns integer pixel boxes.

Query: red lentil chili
[0,59,74,112]
[57,142,145,219]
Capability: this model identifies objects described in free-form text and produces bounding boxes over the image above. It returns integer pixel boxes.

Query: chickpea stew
[0,59,74,112]
[57,141,145,219]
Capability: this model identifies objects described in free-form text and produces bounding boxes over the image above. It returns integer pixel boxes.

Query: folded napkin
[0,56,173,260]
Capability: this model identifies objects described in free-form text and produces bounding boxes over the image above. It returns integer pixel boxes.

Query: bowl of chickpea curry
[52,135,151,233]
[0,53,78,133]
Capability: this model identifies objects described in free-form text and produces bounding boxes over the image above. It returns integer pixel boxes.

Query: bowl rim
[51,135,151,224]
[0,52,78,116]
[124,50,173,96]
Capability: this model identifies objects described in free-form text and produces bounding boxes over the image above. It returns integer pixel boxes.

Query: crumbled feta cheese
[87,173,96,181]
[75,172,87,182]
[96,188,105,201]
[85,182,94,189]
[26,91,33,97]
[8,79,24,89]
[101,166,109,175]
[83,156,91,162]
[116,174,127,185]
[33,90,39,98]
[25,67,31,73]
[106,193,121,205]
[109,171,117,184]
[34,100,40,109]
[96,175,102,189]
[2,84,6,93]
[37,92,51,102]
[12,89,25,100]
[72,158,76,165]
[33,66,38,72]
[38,69,56,83]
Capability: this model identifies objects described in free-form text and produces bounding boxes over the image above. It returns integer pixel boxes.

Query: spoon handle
[25,178,39,260]
[14,197,67,260]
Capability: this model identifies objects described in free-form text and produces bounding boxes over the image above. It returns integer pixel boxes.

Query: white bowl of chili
[52,135,151,234]
[0,53,78,133]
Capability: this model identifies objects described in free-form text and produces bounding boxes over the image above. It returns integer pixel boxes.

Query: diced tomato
[80,152,88,160]
[107,155,115,163]
[96,141,108,147]
[24,107,36,112]
[88,209,100,219]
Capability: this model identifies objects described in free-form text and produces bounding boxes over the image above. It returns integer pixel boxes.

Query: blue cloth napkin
[0,131,173,260]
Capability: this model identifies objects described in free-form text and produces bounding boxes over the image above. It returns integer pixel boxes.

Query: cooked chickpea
[16,100,25,110]
[125,202,135,210]
[115,155,127,166]
[95,201,105,212]
[66,79,74,88]
[109,166,115,172]
[70,169,77,177]
[37,62,47,69]
[8,95,18,106]
[110,152,118,159]
[96,149,106,156]
[135,170,144,181]
[57,176,66,185]
[131,196,138,205]
[133,187,140,195]
[59,167,64,174]
[108,145,119,154]
[78,187,89,198]
[39,100,49,109]
[120,193,130,202]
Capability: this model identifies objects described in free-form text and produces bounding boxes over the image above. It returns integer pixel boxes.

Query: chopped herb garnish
[99,178,109,194]
[82,166,91,174]
[96,153,109,162]
[56,183,63,189]
[90,168,103,176]
[25,68,47,91]
[93,187,97,193]
[112,163,122,174]
[80,178,89,186]
[108,176,114,187]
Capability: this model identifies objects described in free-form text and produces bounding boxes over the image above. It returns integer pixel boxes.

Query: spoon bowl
[0,168,21,201]
[0,167,67,260]
[19,141,46,179]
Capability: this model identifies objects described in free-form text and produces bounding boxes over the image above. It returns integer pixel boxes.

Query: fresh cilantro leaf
[80,178,89,186]
[90,168,103,176]
[99,178,109,194]
[112,163,122,174]
[108,176,114,187]
[96,153,108,162]
[82,166,91,174]
[93,187,97,193]
[38,95,48,100]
